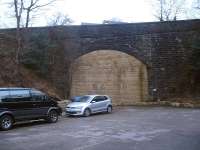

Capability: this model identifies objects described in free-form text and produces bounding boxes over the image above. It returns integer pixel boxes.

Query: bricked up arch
[69,50,148,105]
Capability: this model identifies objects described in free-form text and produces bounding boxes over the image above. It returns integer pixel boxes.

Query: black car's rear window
[0,90,31,102]
[0,90,10,102]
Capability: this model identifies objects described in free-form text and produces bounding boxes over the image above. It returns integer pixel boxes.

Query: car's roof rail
[0,87,32,91]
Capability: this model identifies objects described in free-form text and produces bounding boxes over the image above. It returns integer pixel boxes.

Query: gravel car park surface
[1,107,200,150]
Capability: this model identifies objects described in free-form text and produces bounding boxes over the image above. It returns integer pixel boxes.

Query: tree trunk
[160,0,164,21]
[25,9,30,28]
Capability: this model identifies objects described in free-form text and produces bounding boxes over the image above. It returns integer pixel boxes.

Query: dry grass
[0,55,61,99]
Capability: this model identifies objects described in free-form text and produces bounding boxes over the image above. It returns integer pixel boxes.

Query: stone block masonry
[70,50,148,105]
[0,19,200,104]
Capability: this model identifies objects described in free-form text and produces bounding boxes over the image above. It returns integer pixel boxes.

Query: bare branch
[22,0,56,27]
[195,0,200,9]
[28,0,55,11]
[153,0,186,21]
[47,12,73,26]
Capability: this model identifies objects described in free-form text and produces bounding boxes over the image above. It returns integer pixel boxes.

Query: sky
[0,0,197,28]
[53,0,155,24]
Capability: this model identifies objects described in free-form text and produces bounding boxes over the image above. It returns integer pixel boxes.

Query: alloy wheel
[1,115,13,130]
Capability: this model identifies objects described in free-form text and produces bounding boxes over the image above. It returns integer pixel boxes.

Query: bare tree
[13,0,23,64]
[7,0,57,63]
[47,12,73,26]
[187,0,200,19]
[153,0,186,21]
[23,0,56,28]
[195,0,200,9]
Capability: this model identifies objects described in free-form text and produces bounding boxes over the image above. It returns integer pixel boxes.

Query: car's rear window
[0,90,31,102]
[0,90,10,102]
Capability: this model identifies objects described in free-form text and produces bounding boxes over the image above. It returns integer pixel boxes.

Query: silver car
[66,95,112,117]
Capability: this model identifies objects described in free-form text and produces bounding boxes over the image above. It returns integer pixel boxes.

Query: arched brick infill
[70,50,148,105]
[1,19,200,101]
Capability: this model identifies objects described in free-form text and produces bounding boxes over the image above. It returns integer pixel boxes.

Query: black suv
[0,88,62,130]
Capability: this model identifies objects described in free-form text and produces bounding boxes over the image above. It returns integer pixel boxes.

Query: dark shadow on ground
[13,119,48,129]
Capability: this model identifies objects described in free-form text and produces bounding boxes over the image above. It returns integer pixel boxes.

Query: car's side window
[93,96,102,102]
[92,97,98,102]
[93,96,106,102]
[103,96,108,100]
[30,90,46,102]
[98,96,104,102]
[9,90,31,102]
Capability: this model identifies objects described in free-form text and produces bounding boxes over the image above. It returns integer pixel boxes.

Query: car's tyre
[107,106,112,113]
[0,115,14,131]
[83,108,91,117]
[47,110,58,123]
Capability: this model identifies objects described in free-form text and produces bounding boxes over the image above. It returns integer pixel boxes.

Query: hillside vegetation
[0,55,61,99]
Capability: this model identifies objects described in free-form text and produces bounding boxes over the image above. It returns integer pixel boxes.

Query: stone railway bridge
[0,19,200,105]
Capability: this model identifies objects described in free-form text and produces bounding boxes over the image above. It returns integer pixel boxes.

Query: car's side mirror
[91,100,96,103]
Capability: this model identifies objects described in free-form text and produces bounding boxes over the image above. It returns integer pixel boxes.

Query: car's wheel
[0,115,14,131]
[47,110,58,123]
[83,108,91,117]
[107,106,112,113]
